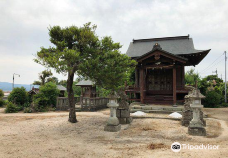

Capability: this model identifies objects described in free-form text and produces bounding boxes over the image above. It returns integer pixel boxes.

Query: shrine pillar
[135,69,139,88]
[140,68,145,103]
[173,67,177,106]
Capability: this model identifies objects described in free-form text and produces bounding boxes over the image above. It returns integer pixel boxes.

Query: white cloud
[0,0,228,84]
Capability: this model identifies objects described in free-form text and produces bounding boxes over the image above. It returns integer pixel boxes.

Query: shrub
[8,87,28,105]
[0,99,6,107]
[34,82,59,111]
[203,90,222,108]
[5,102,19,113]
[219,102,228,107]
[24,107,33,113]
[0,89,3,98]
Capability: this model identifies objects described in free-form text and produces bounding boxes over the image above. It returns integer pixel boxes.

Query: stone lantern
[116,89,133,124]
[188,88,206,136]
[104,93,121,132]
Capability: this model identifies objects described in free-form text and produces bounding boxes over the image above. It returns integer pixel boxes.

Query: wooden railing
[56,97,108,111]
[56,97,80,111]
[81,97,109,111]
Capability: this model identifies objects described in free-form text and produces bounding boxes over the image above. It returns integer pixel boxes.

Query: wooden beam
[173,67,177,105]
[140,68,145,104]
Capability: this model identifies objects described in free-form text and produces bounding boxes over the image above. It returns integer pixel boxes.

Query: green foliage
[203,90,223,108]
[127,69,135,86]
[79,36,137,93]
[34,23,100,74]
[24,107,33,113]
[8,87,28,106]
[59,80,67,87]
[185,69,200,85]
[96,86,111,97]
[0,89,4,98]
[73,81,81,97]
[33,69,54,85]
[33,81,42,85]
[199,75,224,95]
[34,23,136,122]
[33,82,59,111]
[47,77,59,84]
[5,102,19,113]
[219,102,228,107]
[0,99,6,107]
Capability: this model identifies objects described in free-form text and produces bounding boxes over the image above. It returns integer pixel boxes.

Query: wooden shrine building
[75,80,98,98]
[125,35,210,105]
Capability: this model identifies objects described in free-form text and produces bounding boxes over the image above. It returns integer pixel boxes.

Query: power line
[199,58,224,74]
[199,53,224,74]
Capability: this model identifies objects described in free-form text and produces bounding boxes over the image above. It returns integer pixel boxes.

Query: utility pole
[12,73,20,90]
[225,51,227,103]
[212,68,218,76]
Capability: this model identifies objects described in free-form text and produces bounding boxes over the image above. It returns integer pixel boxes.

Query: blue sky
[0,0,228,84]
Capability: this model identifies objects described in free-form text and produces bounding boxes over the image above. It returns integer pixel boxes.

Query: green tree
[34,23,136,123]
[59,80,67,87]
[34,23,102,123]
[203,90,223,108]
[78,36,136,94]
[34,82,59,111]
[8,87,28,106]
[33,70,53,85]
[199,75,223,95]
[185,69,200,85]
[47,77,59,84]
[0,89,4,98]
[33,81,42,85]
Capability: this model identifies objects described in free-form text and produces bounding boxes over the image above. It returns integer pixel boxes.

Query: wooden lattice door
[146,69,172,91]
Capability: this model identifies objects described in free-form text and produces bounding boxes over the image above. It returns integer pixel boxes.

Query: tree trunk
[67,71,77,123]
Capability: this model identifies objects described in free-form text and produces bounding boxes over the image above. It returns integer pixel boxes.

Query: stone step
[131,106,183,111]
[130,108,183,114]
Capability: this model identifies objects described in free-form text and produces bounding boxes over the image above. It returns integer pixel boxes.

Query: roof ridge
[133,35,190,43]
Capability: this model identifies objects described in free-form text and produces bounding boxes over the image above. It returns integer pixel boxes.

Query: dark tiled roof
[57,85,66,91]
[75,80,94,86]
[126,35,209,58]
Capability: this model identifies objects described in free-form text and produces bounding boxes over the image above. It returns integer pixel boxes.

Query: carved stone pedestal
[117,108,132,124]
[188,105,206,136]
[188,127,206,136]
[182,110,206,127]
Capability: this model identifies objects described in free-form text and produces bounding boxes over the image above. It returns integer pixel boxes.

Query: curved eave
[136,48,188,63]
[179,49,211,66]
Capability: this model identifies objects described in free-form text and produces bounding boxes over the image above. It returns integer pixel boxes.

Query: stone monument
[104,93,121,132]
[188,87,206,136]
[181,86,194,126]
[116,89,132,124]
[182,86,206,127]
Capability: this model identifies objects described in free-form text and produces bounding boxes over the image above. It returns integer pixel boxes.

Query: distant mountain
[0,82,33,91]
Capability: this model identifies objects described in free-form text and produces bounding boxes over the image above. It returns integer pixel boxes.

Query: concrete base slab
[188,127,206,136]
[104,124,121,132]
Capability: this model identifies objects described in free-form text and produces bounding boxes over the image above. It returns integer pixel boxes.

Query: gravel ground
[0,108,227,158]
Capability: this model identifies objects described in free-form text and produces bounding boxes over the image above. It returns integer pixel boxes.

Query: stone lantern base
[181,109,193,127]
[116,108,132,124]
[188,127,206,136]
[104,124,121,132]
[182,110,206,127]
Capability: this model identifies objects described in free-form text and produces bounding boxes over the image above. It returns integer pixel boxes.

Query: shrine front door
[146,68,173,95]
